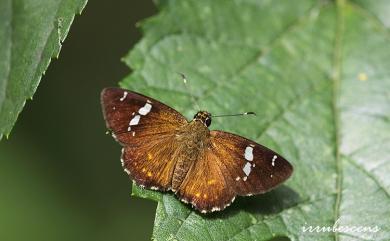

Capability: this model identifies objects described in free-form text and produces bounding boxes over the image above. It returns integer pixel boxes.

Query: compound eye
[205,117,211,127]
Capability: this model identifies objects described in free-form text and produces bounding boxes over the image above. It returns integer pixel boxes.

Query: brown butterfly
[101,87,293,213]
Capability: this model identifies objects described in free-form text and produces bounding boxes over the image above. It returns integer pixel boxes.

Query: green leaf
[0,0,88,139]
[121,0,390,240]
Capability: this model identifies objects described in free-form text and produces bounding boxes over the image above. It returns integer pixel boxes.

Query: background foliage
[0,1,157,241]
[0,0,87,139]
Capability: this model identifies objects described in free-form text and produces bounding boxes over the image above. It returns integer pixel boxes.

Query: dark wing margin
[101,87,188,190]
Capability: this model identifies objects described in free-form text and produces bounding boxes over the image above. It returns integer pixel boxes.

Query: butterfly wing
[101,88,188,190]
[175,147,236,213]
[210,131,293,196]
[121,136,182,190]
[176,130,293,213]
[101,88,187,145]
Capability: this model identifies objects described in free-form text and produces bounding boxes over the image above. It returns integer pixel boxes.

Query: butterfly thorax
[171,114,211,191]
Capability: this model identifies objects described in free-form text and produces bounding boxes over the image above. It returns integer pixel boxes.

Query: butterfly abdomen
[171,155,194,191]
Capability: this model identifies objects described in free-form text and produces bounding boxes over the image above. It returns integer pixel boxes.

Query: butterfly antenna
[178,73,201,111]
[212,112,256,118]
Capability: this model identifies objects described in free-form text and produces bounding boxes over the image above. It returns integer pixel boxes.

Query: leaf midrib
[332,1,344,241]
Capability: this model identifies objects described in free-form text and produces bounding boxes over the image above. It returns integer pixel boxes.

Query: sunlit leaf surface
[121,0,390,240]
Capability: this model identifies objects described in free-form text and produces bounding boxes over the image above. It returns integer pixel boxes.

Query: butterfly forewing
[101,88,188,190]
[176,130,293,213]
[101,88,187,145]
[210,131,293,196]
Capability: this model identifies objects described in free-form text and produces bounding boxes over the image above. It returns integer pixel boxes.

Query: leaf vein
[255,82,329,140]
[198,3,324,101]
[342,154,390,199]
[332,1,345,241]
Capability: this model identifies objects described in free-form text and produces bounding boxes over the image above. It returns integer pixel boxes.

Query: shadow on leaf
[205,185,300,219]
[269,237,291,241]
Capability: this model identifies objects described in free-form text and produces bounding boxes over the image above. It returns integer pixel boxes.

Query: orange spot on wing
[147,153,153,160]
[203,194,207,199]
[147,171,152,177]
[142,168,146,172]
[207,179,216,185]
[195,192,201,198]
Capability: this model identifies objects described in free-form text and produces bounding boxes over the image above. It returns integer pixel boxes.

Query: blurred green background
[0,1,158,240]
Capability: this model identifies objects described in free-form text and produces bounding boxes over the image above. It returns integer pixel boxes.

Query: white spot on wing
[211,207,221,212]
[138,103,152,115]
[243,176,248,181]
[119,91,128,101]
[129,115,140,126]
[132,131,135,136]
[243,162,252,176]
[190,191,237,213]
[244,146,254,161]
[211,196,236,213]
[272,155,277,166]
[235,176,240,181]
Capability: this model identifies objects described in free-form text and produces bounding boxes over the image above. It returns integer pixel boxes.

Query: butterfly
[101,87,293,213]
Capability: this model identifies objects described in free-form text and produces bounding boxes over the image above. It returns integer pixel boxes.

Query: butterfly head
[193,111,212,127]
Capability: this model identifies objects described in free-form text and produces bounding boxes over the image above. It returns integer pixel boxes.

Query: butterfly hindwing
[101,88,188,190]
[122,136,178,190]
[176,147,236,212]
